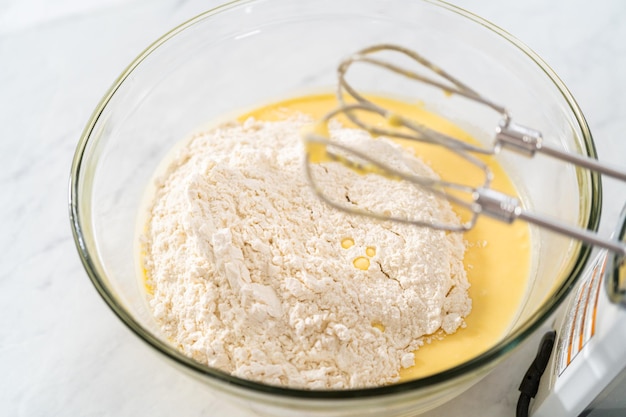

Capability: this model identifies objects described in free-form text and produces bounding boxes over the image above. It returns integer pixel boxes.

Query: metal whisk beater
[302,44,626,255]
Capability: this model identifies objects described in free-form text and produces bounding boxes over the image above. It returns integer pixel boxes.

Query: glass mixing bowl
[69,0,601,415]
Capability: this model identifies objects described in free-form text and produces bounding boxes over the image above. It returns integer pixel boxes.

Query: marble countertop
[1,0,624,416]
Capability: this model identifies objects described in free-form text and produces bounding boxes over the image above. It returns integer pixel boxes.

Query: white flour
[142,116,471,389]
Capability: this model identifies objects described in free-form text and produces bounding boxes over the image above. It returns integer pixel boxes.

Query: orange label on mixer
[556,254,607,375]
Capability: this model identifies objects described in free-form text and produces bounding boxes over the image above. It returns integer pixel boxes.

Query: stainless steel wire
[302,44,626,255]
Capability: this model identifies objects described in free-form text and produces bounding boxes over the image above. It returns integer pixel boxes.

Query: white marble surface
[1,0,625,416]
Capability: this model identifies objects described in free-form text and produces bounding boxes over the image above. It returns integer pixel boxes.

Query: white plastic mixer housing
[531,243,626,416]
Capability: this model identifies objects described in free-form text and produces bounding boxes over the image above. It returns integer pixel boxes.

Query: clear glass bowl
[69,0,601,415]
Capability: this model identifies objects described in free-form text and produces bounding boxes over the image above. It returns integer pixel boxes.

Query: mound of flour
[142,116,471,389]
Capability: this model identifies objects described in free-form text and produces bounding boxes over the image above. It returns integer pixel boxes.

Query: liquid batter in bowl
[70,1,599,415]
[138,93,531,387]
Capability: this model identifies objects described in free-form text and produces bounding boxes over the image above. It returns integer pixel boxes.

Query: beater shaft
[497,121,626,182]
[475,188,626,255]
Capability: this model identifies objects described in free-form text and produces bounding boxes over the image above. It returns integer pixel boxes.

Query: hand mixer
[303,44,626,417]
[302,44,626,256]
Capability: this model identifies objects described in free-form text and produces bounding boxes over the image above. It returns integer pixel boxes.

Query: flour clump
[142,115,471,389]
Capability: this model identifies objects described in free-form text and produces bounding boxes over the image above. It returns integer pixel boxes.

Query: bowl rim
[69,0,601,400]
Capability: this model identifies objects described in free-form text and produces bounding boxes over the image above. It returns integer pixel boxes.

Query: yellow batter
[238,93,531,380]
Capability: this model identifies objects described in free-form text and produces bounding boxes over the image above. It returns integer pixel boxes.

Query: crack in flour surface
[142,116,471,389]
